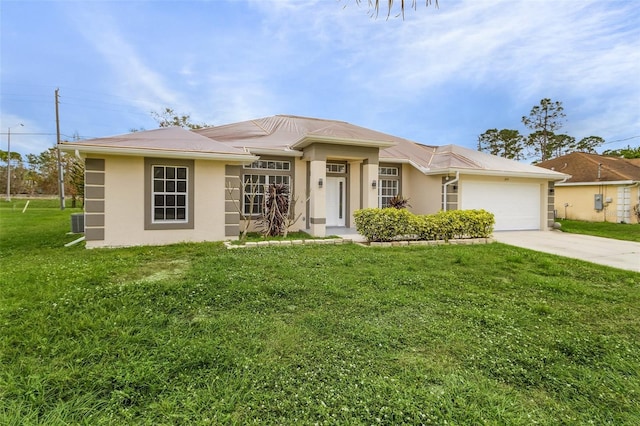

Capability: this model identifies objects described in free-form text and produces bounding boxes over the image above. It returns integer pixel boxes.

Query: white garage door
[461,181,541,231]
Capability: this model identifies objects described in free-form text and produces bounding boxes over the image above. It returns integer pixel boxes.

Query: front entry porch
[325,227,366,242]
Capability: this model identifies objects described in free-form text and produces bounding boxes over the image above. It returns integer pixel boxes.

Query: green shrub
[353,208,413,242]
[466,209,495,238]
[434,209,495,241]
[409,214,440,240]
[354,208,495,242]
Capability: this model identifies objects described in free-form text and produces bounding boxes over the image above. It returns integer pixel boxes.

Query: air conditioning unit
[71,213,85,234]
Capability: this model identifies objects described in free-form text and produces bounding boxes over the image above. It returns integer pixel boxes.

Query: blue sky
[1,0,639,159]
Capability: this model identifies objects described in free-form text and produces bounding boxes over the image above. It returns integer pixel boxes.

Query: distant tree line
[478,98,606,162]
[1,147,84,207]
[602,145,640,159]
[2,108,205,204]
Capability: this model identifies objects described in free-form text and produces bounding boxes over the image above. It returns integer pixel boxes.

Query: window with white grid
[379,167,399,176]
[244,160,291,171]
[243,174,291,215]
[326,163,346,174]
[379,179,399,208]
[152,165,188,222]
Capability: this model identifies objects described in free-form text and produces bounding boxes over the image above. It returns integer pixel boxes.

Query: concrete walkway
[326,227,366,243]
[493,230,640,273]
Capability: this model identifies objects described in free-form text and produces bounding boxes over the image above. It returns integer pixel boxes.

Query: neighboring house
[60,115,568,248]
[537,152,640,223]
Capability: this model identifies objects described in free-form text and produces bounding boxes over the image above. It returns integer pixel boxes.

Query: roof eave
[59,143,258,162]
[291,135,397,150]
[421,167,571,180]
[557,180,639,186]
[246,147,304,157]
[379,157,432,174]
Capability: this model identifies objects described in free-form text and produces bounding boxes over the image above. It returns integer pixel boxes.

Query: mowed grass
[559,219,640,242]
[1,200,639,424]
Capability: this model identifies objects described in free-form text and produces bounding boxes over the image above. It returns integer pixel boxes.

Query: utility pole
[6,127,12,202]
[55,88,65,210]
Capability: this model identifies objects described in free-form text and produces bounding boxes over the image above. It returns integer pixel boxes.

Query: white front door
[326,177,346,227]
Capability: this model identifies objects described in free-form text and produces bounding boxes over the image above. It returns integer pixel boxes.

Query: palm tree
[357,0,438,19]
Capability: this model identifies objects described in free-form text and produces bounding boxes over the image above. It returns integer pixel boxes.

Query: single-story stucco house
[60,115,569,248]
[537,152,640,223]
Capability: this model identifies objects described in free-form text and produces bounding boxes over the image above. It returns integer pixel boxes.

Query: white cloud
[63,3,195,121]
[6,0,635,152]
[1,114,56,156]
[307,0,639,143]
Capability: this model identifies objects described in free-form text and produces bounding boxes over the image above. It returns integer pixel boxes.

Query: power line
[603,135,640,144]
[0,132,57,136]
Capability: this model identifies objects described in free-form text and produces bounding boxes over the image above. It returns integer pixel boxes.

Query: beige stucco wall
[88,155,227,248]
[555,183,640,223]
[402,166,443,215]
[308,159,327,236]
[348,160,362,225]
[289,157,307,232]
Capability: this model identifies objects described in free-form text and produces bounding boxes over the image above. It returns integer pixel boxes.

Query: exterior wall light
[318,178,323,188]
[372,180,377,189]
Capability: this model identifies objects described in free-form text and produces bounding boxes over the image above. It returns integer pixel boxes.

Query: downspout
[442,171,459,211]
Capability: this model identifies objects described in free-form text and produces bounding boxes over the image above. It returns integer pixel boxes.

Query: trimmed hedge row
[353,208,495,242]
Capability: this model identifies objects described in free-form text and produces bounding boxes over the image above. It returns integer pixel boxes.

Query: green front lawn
[558,219,640,242]
[1,200,639,424]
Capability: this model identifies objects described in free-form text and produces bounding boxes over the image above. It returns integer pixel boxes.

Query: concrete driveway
[493,230,640,273]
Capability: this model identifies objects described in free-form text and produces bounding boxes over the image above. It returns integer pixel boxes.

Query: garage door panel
[461,181,541,231]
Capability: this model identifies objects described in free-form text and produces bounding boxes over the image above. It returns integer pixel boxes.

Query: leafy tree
[0,151,23,163]
[0,152,29,195]
[538,133,603,159]
[67,158,85,208]
[522,98,566,161]
[477,128,525,160]
[150,107,210,130]
[480,99,606,161]
[550,133,576,158]
[574,136,604,153]
[26,149,59,194]
[25,148,82,198]
[526,131,553,163]
[602,144,640,159]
